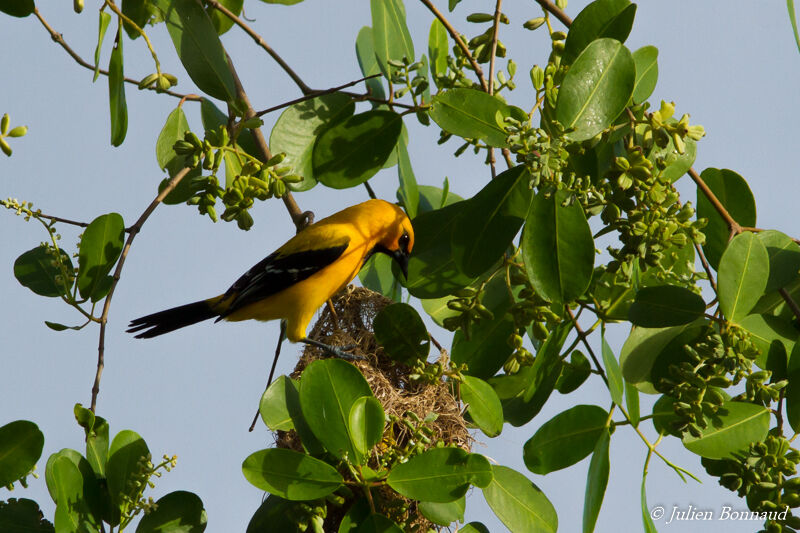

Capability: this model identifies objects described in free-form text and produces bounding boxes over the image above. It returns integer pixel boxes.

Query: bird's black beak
[392,249,409,279]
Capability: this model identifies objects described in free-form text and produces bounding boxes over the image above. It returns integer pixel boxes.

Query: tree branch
[255,74,383,117]
[488,0,503,95]
[534,0,573,27]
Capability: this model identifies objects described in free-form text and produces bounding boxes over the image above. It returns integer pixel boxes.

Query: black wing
[216,241,349,319]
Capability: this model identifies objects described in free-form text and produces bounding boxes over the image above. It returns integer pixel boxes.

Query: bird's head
[373,201,415,279]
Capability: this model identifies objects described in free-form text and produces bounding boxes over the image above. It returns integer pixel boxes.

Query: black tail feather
[127,300,218,339]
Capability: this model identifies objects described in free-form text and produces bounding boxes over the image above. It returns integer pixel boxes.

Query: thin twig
[419,0,489,92]
[488,0,503,96]
[534,0,573,27]
[206,0,313,94]
[694,241,717,293]
[688,167,741,234]
[34,8,201,101]
[255,74,382,117]
[566,307,609,387]
[780,288,800,324]
[90,166,192,411]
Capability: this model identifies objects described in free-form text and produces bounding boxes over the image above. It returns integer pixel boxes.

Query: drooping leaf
[270,93,355,192]
[696,168,757,269]
[242,448,343,500]
[122,0,154,39]
[583,430,610,533]
[77,213,125,301]
[94,12,112,81]
[556,38,635,142]
[259,376,294,431]
[601,336,624,405]
[108,31,128,147]
[641,472,657,533]
[349,397,385,457]
[523,405,608,475]
[136,491,207,533]
[355,26,387,101]
[370,0,415,78]
[0,421,44,487]
[313,110,403,189]
[682,401,770,459]
[482,465,557,533]
[717,231,769,323]
[522,190,595,304]
[631,45,658,104]
[562,0,636,65]
[625,381,640,427]
[429,89,512,147]
[14,246,74,298]
[628,285,705,327]
[418,497,465,527]
[387,448,492,502]
[461,376,503,437]
[373,303,429,364]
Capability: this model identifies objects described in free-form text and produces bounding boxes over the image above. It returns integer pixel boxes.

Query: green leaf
[556,350,591,394]
[355,27,387,102]
[628,285,705,327]
[260,376,294,431]
[359,254,401,302]
[418,496,465,527]
[651,395,681,437]
[420,295,458,327]
[625,381,640,427]
[601,336,624,405]
[50,455,101,532]
[428,19,449,88]
[338,498,371,533]
[73,405,109,478]
[556,38,635,142]
[649,133,696,183]
[452,166,533,277]
[14,246,74,298]
[94,12,112,82]
[355,514,403,533]
[429,89,512,147]
[482,465,557,533]
[583,430,610,533]
[157,0,237,101]
[696,168,757,269]
[200,98,260,158]
[107,430,150,521]
[682,401,770,459]
[77,213,125,301]
[522,189,595,304]
[242,448,343,500]
[0,498,54,532]
[718,232,769,322]
[259,0,304,4]
[270,93,355,193]
[44,321,81,331]
[406,202,474,298]
[246,496,300,533]
[0,0,34,17]
[0,421,44,487]
[459,524,490,533]
[312,110,403,189]
[283,378,325,456]
[136,491,207,533]
[387,448,492,502]
[370,0,415,78]
[739,313,797,371]
[757,230,800,292]
[373,303,429,364]
[396,142,419,218]
[461,376,503,437]
[108,31,128,147]
[122,0,154,39]
[562,0,636,65]
[417,185,464,213]
[641,472,657,533]
[631,45,658,104]
[157,107,190,171]
[789,0,800,55]
[299,359,373,461]
[207,0,243,35]
[523,405,608,474]
[349,397,385,457]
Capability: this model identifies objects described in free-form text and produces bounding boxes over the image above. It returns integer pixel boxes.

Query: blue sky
[2,1,800,532]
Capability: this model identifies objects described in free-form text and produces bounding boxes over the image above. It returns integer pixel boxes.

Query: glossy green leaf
[0,421,44,487]
[157,107,190,172]
[338,498,371,533]
[556,38,635,142]
[14,246,74,298]
[0,0,34,17]
[641,472,657,533]
[259,376,294,431]
[94,12,112,81]
[682,401,770,459]
[77,213,125,301]
[242,448,343,500]
[583,430,610,533]
[270,93,355,192]
[122,0,154,39]
[651,395,681,437]
[396,142,419,218]
[313,110,402,189]
[452,166,533,277]
[0,498,54,532]
[247,496,301,533]
[373,303,429,364]
[107,430,150,520]
[556,350,591,394]
[628,285,705,327]
[757,230,800,292]
[428,19,449,87]
[417,185,464,213]
[461,376,503,437]
[562,0,636,65]
[50,456,100,532]
[370,0,415,78]
[355,514,403,533]
[349,397,385,456]
[136,491,207,533]
[418,496,465,527]
[429,89,512,147]
[696,168,757,269]
[625,381,640,427]
[207,0,242,35]
[157,0,236,101]
[649,133,696,183]
[73,405,109,478]
[299,359,373,461]
[108,32,128,147]
[522,189,595,304]
[283,377,325,456]
[44,321,78,331]
[631,45,658,104]
[359,254,401,302]
[738,313,797,371]
[387,448,492,502]
[459,523,490,533]
[482,465,557,533]
[406,202,474,298]
[523,405,608,474]
[718,232,769,322]
[355,27,387,102]
[420,295,459,327]
[601,336,624,405]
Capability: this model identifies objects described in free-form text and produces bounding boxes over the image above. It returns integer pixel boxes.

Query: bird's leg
[300,337,361,360]
[248,321,287,432]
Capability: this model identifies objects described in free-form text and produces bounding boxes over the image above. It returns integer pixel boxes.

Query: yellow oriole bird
[127,200,414,352]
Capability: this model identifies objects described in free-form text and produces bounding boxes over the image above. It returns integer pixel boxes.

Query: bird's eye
[398,232,410,251]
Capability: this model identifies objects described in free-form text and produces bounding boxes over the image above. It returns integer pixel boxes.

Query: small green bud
[530,65,545,91]
[0,138,11,157]
[467,13,494,23]
[74,0,84,13]
[7,125,27,138]
[550,31,567,41]
[523,17,546,30]
[156,76,172,92]
[1,113,9,135]
[240,117,264,130]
